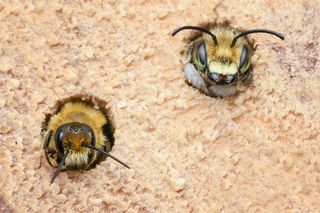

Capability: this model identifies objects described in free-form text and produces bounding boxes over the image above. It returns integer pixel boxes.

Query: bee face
[191,36,251,85]
[41,95,130,184]
[55,122,95,155]
[54,122,96,168]
[173,25,284,97]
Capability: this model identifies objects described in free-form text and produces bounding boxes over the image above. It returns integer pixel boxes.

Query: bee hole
[41,94,116,170]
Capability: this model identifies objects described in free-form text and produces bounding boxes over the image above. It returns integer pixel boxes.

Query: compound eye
[87,131,95,147]
[239,45,248,69]
[55,130,65,154]
[198,42,207,65]
[194,42,207,70]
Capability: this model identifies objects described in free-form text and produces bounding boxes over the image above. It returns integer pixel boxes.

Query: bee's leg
[102,123,114,151]
[45,149,59,167]
[184,63,209,94]
[241,65,253,84]
[43,130,52,149]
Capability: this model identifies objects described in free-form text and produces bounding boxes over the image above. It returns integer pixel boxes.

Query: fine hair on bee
[172,23,285,97]
[41,94,130,184]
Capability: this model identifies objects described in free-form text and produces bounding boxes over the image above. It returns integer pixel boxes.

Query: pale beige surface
[0,0,320,212]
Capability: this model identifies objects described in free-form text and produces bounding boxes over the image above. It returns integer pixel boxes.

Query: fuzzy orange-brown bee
[41,95,129,184]
[172,24,285,97]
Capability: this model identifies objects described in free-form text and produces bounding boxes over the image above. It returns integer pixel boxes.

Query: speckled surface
[0,0,320,212]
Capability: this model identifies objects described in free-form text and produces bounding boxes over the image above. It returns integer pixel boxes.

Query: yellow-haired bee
[41,95,130,184]
[172,24,285,97]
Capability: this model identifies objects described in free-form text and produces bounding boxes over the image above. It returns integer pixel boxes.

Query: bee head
[47,122,129,184]
[55,122,95,154]
[172,26,284,85]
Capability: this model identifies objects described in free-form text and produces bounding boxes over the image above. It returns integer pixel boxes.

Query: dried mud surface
[1,0,320,212]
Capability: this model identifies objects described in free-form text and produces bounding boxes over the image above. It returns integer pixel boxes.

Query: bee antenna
[50,149,70,184]
[231,29,285,47]
[82,144,130,169]
[172,26,218,45]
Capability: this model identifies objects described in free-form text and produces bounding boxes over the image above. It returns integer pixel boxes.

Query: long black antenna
[172,26,218,45]
[82,144,130,169]
[231,29,285,47]
[50,149,69,184]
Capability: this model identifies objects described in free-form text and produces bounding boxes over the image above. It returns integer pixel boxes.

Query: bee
[41,95,130,184]
[172,24,285,97]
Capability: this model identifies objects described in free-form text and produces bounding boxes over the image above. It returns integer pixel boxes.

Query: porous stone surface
[0,1,320,212]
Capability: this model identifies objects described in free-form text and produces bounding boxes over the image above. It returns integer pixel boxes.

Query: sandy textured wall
[1,0,320,212]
